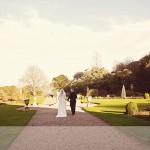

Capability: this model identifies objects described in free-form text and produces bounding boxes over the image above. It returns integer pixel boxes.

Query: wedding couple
[56,89,77,117]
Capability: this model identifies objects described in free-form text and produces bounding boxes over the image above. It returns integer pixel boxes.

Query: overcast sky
[0,0,150,86]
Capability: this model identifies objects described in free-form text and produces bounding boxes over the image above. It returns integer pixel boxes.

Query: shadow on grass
[100,110,125,114]
[0,103,36,150]
[0,103,36,126]
[84,108,150,126]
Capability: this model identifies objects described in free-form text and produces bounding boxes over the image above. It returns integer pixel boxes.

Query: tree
[112,59,138,95]
[134,53,150,92]
[82,66,108,88]
[113,58,133,72]
[73,72,83,80]
[69,78,86,95]
[92,51,102,67]
[113,62,126,72]
[21,65,49,104]
[52,74,69,90]
[70,67,108,95]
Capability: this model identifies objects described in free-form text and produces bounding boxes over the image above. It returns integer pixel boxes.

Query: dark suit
[68,92,77,115]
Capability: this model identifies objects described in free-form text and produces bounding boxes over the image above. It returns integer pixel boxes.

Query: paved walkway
[8,97,150,150]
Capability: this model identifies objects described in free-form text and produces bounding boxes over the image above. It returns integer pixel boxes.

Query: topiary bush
[125,102,138,115]
[144,93,149,99]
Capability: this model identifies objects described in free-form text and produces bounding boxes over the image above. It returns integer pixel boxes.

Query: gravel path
[27,98,108,126]
[8,97,150,150]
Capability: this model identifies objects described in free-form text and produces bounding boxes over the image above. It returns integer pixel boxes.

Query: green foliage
[87,89,99,97]
[125,102,138,115]
[83,67,108,84]
[0,86,26,102]
[144,93,149,99]
[62,53,150,96]
[52,74,69,90]
[70,67,108,95]
[135,54,150,92]
[73,72,83,80]
[0,86,18,97]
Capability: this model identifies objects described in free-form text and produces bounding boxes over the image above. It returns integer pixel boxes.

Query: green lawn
[0,103,36,149]
[82,98,150,126]
[0,103,36,126]
[83,98,150,144]
[0,96,45,149]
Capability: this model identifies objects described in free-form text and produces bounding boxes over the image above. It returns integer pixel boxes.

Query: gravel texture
[26,100,108,126]
[8,97,150,150]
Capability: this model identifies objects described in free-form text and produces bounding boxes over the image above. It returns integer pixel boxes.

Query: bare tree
[20,65,49,106]
[92,51,102,67]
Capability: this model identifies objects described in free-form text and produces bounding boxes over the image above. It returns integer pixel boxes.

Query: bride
[56,89,67,117]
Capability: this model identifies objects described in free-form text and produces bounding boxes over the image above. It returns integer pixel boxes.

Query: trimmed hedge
[125,102,138,115]
[144,93,149,99]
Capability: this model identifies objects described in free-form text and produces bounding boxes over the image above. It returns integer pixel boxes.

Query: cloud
[0,6,150,86]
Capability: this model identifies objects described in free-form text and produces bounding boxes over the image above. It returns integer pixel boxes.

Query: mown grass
[0,103,36,149]
[83,98,150,144]
[0,96,45,149]
[82,98,150,126]
[0,103,36,126]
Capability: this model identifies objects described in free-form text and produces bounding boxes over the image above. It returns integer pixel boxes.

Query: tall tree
[135,54,150,92]
[21,65,49,103]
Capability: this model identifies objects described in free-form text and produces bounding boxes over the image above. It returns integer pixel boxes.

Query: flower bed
[133,109,150,121]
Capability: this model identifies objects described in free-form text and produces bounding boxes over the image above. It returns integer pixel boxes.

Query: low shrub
[125,102,138,115]
[144,93,149,99]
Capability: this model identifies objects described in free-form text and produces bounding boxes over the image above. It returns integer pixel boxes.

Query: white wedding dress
[56,89,67,117]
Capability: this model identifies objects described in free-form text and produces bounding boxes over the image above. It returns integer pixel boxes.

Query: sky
[0,0,150,86]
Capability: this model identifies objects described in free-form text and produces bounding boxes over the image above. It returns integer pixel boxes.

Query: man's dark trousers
[70,100,76,115]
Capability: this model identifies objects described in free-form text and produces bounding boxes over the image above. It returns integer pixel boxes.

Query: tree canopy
[52,74,69,90]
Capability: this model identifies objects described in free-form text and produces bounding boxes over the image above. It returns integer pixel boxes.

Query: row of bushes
[83,88,150,98]
[77,94,149,100]
[0,94,24,102]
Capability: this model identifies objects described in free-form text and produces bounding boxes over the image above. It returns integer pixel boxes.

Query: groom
[67,88,77,115]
